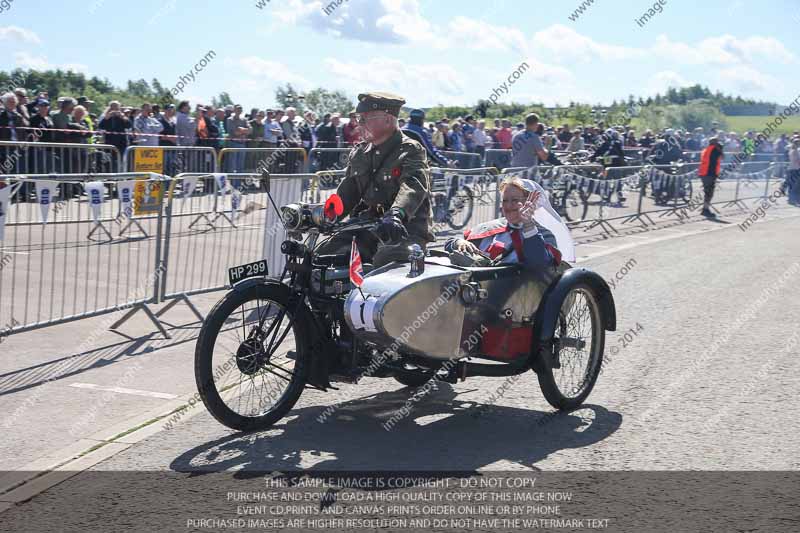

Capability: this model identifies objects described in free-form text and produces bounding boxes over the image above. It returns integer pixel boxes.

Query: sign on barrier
[134,178,164,215]
[133,148,164,173]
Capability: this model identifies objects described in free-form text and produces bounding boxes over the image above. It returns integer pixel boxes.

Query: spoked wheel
[538,284,604,410]
[195,283,310,431]
[560,187,589,222]
[447,186,474,230]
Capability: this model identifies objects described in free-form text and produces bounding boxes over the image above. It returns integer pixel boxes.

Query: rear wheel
[195,283,310,431]
[447,186,474,230]
[537,284,604,410]
[560,187,589,222]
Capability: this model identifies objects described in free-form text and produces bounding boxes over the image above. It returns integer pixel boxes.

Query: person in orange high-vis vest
[699,137,724,217]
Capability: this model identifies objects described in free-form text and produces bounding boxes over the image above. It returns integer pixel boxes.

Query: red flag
[349,237,364,287]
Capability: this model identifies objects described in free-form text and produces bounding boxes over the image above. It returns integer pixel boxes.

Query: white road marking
[577,243,610,248]
[69,383,178,400]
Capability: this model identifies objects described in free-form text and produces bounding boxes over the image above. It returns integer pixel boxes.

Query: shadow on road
[169,384,622,474]
[0,321,202,396]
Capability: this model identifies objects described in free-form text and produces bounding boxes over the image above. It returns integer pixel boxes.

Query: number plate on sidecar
[228,260,269,285]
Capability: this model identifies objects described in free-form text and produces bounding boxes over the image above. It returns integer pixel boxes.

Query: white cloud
[14,52,49,70]
[13,51,88,74]
[0,26,41,45]
[237,56,312,88]
[717,65,779,94]
[448,16,527,54]
[651,34,795,66]
[273,0,446,48]
[528,26,795,69]
[324,57,465,104]
[531,24,644,62]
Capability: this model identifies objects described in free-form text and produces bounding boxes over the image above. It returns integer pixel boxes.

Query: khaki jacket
[336,130,434,241]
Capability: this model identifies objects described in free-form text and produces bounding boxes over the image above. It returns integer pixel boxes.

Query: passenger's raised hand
[519,190,540,223]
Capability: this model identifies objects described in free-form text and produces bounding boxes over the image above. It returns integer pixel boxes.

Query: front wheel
[537,283,605,410]
[195,282,310,431]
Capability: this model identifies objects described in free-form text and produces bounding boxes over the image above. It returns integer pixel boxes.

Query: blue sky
[1,0,798,109]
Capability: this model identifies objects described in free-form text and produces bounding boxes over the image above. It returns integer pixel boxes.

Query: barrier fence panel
[160,173,307,302]
[441,151,482,169]
[484,149,512,170]
[123,146,217,178]
[0,173,168,337]
[0,141,121,198]
[309,148,351,173]
[612,165,698,226]
[723,162,783,204]
[310,169,343,203]
[218,148,307,175]
[429,167,500,235]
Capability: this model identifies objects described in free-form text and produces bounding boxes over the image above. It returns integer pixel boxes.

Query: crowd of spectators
[0,87,367,173]
[419,113,798,163]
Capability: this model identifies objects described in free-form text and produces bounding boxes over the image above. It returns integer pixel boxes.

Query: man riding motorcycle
[316,92,434,267]
[591,128,627,202]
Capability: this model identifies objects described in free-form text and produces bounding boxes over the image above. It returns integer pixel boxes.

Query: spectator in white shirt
[472,120,488,158]
[281,107,299,146]
[133,103,164,146]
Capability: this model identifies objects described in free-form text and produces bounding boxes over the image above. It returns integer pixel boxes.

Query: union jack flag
[349,237,364,287]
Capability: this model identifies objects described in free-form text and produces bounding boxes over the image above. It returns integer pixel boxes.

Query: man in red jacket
[699,137,723,217]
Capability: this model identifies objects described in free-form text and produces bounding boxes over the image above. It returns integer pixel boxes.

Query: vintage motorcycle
[194,176,617,431]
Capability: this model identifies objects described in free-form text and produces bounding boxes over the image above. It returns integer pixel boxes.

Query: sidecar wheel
[537,283,605,411]
[195,283,310,432]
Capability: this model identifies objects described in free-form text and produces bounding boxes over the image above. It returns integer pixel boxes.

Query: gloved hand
[377,208,408,243]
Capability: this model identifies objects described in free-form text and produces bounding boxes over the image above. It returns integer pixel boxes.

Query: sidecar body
[344,256,615,362]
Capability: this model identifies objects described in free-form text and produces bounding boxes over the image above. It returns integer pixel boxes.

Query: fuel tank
[344,257,562,360]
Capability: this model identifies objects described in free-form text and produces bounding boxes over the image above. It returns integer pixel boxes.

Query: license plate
[228,260,269,285]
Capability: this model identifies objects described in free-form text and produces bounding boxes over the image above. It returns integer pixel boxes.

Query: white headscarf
[519,178,576,263]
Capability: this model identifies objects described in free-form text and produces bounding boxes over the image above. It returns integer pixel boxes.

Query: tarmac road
[1,202,799,532]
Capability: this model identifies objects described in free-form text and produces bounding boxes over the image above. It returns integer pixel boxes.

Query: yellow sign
[133,178,164,215]
[133,148,164,173]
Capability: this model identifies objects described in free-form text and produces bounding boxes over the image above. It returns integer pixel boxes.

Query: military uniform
[323,93,434,266]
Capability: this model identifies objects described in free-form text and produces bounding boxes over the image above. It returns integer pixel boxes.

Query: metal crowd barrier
[218,147,307,175]
[122,145,218,178]
[0,141,121,188]
[428,167,500,232]
[441,150,482,169]
[0,172,170,337]
[484,149,512,170]
[0,160,792,341]
[159,173,309,308]
[309,147,351,173]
